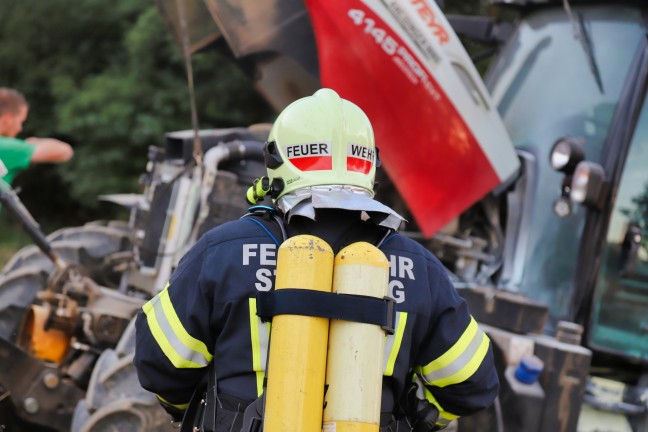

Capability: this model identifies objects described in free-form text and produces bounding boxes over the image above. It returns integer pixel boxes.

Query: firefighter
[133,88,499,431]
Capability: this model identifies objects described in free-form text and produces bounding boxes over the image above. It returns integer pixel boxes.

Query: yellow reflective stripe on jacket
[383,312,408,376]
[156,394,189,411]
[424,390,459,427]
[143,285,213,368]
[435,412,460,429]
[421,316,489,387]
[249,298,270,396]
[413,374,459,428]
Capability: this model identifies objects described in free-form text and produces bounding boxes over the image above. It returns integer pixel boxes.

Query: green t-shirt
[0,136,35,184]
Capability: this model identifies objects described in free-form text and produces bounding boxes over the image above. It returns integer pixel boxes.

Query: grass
[0,246,20,268]
[0,215,34,269]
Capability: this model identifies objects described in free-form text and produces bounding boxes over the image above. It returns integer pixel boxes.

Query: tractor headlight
[550,137,585,174]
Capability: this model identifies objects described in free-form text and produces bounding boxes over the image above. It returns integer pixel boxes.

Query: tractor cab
[480,0,648,367]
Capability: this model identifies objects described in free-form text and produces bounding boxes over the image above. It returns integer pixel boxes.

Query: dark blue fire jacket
[134,211,499,429]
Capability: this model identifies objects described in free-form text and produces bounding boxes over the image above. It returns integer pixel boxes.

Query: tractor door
[589,95,648,360]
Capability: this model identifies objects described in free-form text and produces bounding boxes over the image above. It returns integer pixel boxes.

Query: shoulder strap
[241,205,287,245]
[201,360,218,432]
[180,359,218,432]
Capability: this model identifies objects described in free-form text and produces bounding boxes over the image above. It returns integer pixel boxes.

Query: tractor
[3,1,648,431]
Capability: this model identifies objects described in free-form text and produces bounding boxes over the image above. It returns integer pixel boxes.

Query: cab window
[590,92,648,359]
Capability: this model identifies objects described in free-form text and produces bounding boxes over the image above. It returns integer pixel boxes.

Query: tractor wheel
[2,222,132,286]
[0,265,49,340]
[0,221,132,340]
[71,319,174,432]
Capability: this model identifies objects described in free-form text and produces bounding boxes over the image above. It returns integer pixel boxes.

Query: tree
[0,0,273,229]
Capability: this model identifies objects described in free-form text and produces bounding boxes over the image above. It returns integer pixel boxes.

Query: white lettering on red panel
[347,8,441,101]
[284,142,332,171]
[347,143,374,174]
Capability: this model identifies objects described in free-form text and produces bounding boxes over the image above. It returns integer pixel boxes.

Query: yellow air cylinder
[264,235,334,432]
[323,242,390,432]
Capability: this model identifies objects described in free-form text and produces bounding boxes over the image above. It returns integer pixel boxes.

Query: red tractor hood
[161,0,520,236]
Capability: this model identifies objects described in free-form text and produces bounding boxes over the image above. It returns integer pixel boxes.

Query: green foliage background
[0,0,273,234]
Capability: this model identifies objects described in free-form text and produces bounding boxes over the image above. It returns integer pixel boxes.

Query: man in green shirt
[0,87,73,184]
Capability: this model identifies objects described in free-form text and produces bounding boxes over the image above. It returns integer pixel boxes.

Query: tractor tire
[0,221,132,340]
[71,319,174,432]
[0,265,49,340]
[2,222,132,285]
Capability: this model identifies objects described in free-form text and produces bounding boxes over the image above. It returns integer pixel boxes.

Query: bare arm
[24,137,74,163]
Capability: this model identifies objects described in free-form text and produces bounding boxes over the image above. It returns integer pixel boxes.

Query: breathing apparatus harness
[181,204,398,432]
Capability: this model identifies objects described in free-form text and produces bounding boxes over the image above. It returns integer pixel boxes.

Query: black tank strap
[256,289,396,334]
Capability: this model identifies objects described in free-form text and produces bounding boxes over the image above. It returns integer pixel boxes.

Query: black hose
[0,180,56,263]
[224,140,265,162]
[493,395,504,432]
